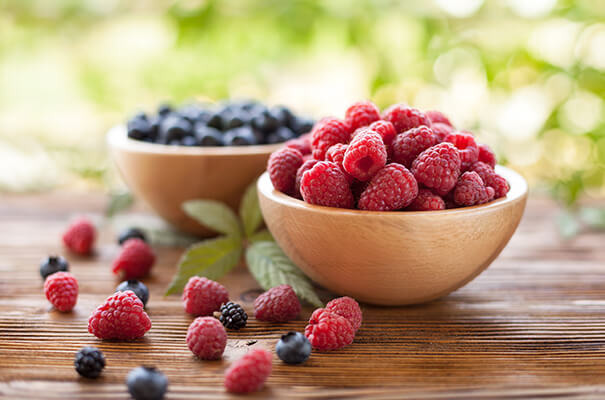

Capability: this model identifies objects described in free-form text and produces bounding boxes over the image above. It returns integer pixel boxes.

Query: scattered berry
[310,117,350,160]
[267,147,304,194]
[453,171,495,206]
[390,126,438,168]
[325,296,362,332]
[358,164,418,211]
[294,159,319,198]
[469,162,509,198]
[126,366,168,400]
[304,308,355,351]
[444,131,479,171]
[406,189,446,211]
[254,284,301,322]
[186,316,227,360]
[276,332,312,364]
[219,301,248,330]
[224,348,272,394]
[44,271,78,312]
[118,227,147,245]
[478,143,497,168]
[344,101,381,132]
[430,122,454,142]
[182,276,229,316]
[112,238,155,279]
[412,143,461,196]
[426,110,452,127]
[88,291,151,340]
[300,161,355,208]
[39,255,68,280]
[382,104,430,134]
[368,120,397,146]
[343,129,387,181]
[74,347,105,379]
[116,279,149,307]
[62,218,95,255]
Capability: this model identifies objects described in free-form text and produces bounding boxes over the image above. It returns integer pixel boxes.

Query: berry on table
[44,271,78,312]
[406,189,446,211]
[267,147,304,194]
[254,284,301,322]
[344,100,381,132]
[127,366,168,400]
[358,163,418,211]
[39,255,69,280]
[88,291,151,340]
[310,117,350,160]
[62,217,95,255]
[74,347,105,379]
[390,125,438,168]
[478,143,497,168]
[116,279,150,307]
[182,276,229,316]
[186,317,227,360]
[444,131,479,171]
[219,301,248,330]
[112,238,155,279]
[325,296,363,333]
[382,104,430,134]
[300,161,355,209]
[304,308,355,351]
[118,227,147,245]
[453,171,495,206]
[412,142,461,196]
[224,348,272,394]
[343,129,387,181]
[276,332,312,365]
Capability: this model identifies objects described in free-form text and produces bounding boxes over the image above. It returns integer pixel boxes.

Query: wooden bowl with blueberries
[108,100,313,236]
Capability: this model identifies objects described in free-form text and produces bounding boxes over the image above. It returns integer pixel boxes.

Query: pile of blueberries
[126,100,314,147]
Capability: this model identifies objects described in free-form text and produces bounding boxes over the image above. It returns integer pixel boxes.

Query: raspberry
[406,189,445,211]
[344,100,381,132]
[426,110,453,127]
[326,297,362,332]
[358,164,418,211]
[368,120,397,146]
[62,217,95,255]
[469,162,509,198]
[304,308,355,351]
[219,301,248,330]
[285,137,311,155]
[310,117,350,160]
[88,291,151,340]
[294,159,319,198]
[182,276,229,316]
[444,131,479,171]
[382,104,430,134]
[325,143,348,167]
[44,271,78,312]
[267,147,304,194]
[430,122,454,142]
[491,175,510,198]
[412,143,461,196]
[111,238,155,279]
[186,316,227,360]
[254,284,301,322]
[390,126,438,168]
[478,143,497,168]
[343,130,387,181]
[300,161,354,209]
[453,171,495,206]
[224,348,272,394]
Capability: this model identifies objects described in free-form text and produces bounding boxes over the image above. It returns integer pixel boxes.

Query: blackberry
[118,227,147,245]
[219,301,248,330]
[39,255,69,280]
[127,366,168,400]
[116,279,149,307]
[74,347,106,379]
[276,332,311,364]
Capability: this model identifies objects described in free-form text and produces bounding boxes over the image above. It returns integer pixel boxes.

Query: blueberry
[40,255,69,280]
[223,126,257,146]
[206,112,224,130]
[74,347,105,379]
[157,103,173,117]
[290,117,315,136]
[252,128,266,144]
[116,280,149,307]
[224,113,245,130]
[178,104,204,124]
[126,366,168,400]
[271,106,294,126]
[276,332,311,364]
[127,117,152,141]
[252,110,279,133]
[160,115,193,143]
[148,116,161,142]
[118,227,147,245]
[181,136,198,146]
[195,124,224,146]
[267,126,295,144]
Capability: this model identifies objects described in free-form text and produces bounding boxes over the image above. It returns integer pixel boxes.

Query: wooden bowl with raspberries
[257,101,528,305]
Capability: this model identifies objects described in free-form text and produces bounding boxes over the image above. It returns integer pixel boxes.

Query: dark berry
[271,106,294,126]
[127,117,152,140]
[290,117,314,135]
[178,104,204,123]
[267,126,295,144]
[39,255,69,280]
[118,227,147,245]
[157,104,172,117]
[160,115,193,143]
[126,366,168,400]
[219,301,248,330]
[223,126,257,146]
[194,124,223,146]
[74,347,106,379]
[224,113,245,130]
[252,110,279,133]
[116,279,149,307]
[181,136,197,146]
[276,332,311,364]
[206,112,224,130]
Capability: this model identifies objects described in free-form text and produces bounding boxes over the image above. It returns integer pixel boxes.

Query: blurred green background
[1,0,604,209]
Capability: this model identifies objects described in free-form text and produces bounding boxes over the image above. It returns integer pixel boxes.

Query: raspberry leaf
[183,200,243,238]
[106,190,134,217]
[239,181,263,238]
[165,236,242,295]
[246,241,323,308]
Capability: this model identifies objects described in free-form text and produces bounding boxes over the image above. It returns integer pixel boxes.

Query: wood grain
[1,192,605,399]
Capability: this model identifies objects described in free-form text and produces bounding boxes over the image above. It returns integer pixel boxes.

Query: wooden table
[1,192,605,399]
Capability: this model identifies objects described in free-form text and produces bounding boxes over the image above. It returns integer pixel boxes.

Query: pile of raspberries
[268,101,510,211]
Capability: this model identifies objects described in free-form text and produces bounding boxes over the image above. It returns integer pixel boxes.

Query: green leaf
[248,229,273,243]
[246,241,323,307]
[239,181,263,237]
[183,200,242,237]
[557,210,580,239]
[105,191,134,217]
[165,236,243,295]
[579,207,605,230]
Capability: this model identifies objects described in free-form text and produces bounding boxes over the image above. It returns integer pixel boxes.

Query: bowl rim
[107,124,284,156]
[257,165,528,216]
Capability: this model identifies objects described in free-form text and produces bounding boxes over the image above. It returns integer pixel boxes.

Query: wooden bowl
[107,125,282,236]
[257,166,528,306]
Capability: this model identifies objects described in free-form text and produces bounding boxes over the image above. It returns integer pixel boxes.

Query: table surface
[1,192,605,399]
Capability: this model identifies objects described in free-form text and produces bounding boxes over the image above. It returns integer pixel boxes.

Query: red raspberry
[326,296,362,332]
[444,131,479,171]
[469,162,509,198]
[344,100,381,132]
[300,161,354,209]
[478,143,497,168]
[62,217,95,255]
[343,130,387,181]
[412,143,461,196]
[491,175,510,198]
[426,110,453,127]
[44,272,78,312]
[285,137,311,155]
[311,117,350,160]
[88,291,151,340]
[267,147,304,194]
[294,159,319,198]
[358,164,418,211]
[406,188,445,211]
[368,120,397,146]
[325,143,348,169]
[382,104,430,134]
[111,238,155,279]
[254,284,301,322]
[224,348,272,393]
[453,171,495,206]
[182,276,229,316]
[390,126,438,168]
[186,316,227,360]
[304,308,355,351]
[351,180,369,203]
[430,122,454,142]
